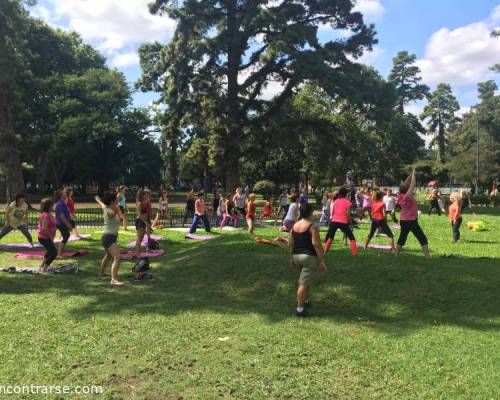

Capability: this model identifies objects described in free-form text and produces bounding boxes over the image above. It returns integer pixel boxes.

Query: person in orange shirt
[449,192,462,242]
[364,190,395,251]
[188,192,211,234]
[258,196,277,225]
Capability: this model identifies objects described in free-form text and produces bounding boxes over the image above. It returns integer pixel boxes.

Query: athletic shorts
[236,206,246,215]
[262,211,272,217]
[101,233,118,249]
[119,206,125,214]
[369,219,394,238]
[293,254,319,285]
[135,218,147,230]
[246,214,255,221]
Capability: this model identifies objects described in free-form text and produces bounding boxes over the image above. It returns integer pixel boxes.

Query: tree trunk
[169,136,178,189]
[224,0,242,193]
[437,117,445,163]
[0,84,25,201]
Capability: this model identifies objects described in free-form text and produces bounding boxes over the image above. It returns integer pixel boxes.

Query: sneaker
[296,309,309,318]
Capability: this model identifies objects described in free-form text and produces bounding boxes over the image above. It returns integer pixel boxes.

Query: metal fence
[0,208,199,231]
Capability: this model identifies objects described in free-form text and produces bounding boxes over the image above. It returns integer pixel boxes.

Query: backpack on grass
[131,257,153,281]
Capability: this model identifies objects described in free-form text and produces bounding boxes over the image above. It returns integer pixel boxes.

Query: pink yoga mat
[356,243,394,251]
[126,235,163,247]
[390,225,400,230]
[119,249,165,260]
[54,234,91,243]
[0,243,42,249]
[15,249,90,258]
[185,233,214,240]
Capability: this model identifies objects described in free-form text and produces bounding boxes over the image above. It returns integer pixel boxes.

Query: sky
[30,0,500,116]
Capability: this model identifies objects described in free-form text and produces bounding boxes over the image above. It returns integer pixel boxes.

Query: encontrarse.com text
[0,385,103,395]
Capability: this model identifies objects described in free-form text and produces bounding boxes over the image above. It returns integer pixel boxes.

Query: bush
[471,194,490,206]
[253,180,276,197]
[491,195,500,207]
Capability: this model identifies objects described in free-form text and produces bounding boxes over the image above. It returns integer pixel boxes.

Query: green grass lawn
[0,209,499,399]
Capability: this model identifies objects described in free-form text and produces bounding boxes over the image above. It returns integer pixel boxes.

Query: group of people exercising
[0,167,476,312]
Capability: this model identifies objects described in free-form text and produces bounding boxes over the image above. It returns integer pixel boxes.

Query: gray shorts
[293,254,319,285]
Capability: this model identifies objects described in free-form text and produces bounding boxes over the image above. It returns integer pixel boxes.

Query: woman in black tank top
[292,224,317,256]
[288,203,327,318]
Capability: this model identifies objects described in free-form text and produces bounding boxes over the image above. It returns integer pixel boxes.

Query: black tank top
[292,224,317,256]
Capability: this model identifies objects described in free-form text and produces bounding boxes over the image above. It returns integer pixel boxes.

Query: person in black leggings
[37,198,57,274]
[396,168,430,258]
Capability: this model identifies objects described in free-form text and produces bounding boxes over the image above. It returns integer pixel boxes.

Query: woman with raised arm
[288,203,327,318]
[396,168,430,257]
[95,192,124,285]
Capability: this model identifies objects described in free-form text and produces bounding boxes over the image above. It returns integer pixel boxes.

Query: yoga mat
[356,243,394,251]
[2,263,79,274]
[119,249,164,260]
[15,249,90,259]
[0,243,42,249]
[126,235,164,248]
[185,233,214,240]
[219,226,243,231]
[95,230,136,235]
[54,233,91,243]
[390,225,400,230]
[167,227,190,232]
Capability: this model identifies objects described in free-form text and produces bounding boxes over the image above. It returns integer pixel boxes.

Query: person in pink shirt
[359,188,372,221]
[396,168,430,257]
[324,187,358,255]
[37,198,57,274]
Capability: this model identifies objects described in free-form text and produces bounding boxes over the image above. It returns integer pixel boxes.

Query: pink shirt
[398,193,418,221]
[37,212,56,240]
[331,198,352,224]
[363,194,372,208]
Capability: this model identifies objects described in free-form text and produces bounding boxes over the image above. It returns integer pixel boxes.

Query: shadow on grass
[0,231,499,335]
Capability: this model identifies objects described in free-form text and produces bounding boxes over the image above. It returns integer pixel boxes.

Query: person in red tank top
[246,193,257,234]
[258,197,277,225]
[65,187,82,239]
[363,190,395,251]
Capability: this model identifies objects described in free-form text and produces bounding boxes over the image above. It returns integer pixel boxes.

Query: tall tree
[420,83,460,163]
[0,0,33,200]
[143,0,376,190]
[388,51,429,113]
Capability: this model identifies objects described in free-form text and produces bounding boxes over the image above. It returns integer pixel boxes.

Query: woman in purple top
[396,168,429,258]
[54,189,73,257]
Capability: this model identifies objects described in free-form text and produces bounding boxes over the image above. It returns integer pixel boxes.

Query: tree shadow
[0,231,499,336]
